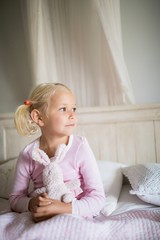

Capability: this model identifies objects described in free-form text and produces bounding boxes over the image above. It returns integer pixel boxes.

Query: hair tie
[24,100,31,107]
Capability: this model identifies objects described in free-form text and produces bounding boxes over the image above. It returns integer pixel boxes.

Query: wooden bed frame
[0,104,160,165]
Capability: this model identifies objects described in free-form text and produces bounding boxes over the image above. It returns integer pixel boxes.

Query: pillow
[97,160,126,216]
[0,158,17,199]
[122,163,160,206]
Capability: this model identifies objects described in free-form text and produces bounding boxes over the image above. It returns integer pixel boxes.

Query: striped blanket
[0,209,160,240]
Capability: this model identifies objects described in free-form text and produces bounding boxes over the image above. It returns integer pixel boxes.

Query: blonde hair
[14,83,71,136]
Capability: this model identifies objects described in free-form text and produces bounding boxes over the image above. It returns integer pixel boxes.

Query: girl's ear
[30,109,44,127]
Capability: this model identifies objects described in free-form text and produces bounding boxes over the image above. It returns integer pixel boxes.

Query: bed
[0,104,160,239]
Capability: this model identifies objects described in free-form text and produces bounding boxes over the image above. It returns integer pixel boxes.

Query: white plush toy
[32,144,82,203]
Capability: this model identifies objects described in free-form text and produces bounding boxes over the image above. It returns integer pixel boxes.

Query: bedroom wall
[120,0,160,104]
[0,0,160,114]
[0,0,32,114]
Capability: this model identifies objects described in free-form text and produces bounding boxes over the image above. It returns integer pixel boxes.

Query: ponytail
[14,104,39,136]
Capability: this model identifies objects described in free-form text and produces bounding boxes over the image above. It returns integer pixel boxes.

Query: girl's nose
[68,110,76,118]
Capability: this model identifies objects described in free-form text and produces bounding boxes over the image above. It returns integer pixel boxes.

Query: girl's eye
[59,107,77,112]
[59,107,66,112]
[72,107,77,112]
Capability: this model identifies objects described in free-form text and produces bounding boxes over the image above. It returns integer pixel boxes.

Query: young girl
[10,83,105,222]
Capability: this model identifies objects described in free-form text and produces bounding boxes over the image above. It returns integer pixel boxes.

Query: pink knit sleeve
[72,138,105,217]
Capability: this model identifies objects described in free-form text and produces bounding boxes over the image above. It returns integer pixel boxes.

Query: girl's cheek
[75,118,78,125]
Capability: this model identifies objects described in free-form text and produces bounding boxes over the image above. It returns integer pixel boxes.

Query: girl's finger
[38,200,52,207]
[41,192,49,198]
[38,195,51,202]
[33,215,54,223]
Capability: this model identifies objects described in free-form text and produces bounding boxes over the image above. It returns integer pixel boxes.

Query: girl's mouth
[65,124,75,127]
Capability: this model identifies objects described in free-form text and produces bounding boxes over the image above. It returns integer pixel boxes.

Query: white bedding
[0,207,160,239]
[0,209,159,240]
[111,184,158,216]
[0,184,160,240]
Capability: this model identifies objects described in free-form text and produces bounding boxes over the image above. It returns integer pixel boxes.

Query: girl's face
[41,89,77,137]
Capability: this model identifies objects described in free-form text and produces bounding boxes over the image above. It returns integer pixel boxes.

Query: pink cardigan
[9,135,105,217]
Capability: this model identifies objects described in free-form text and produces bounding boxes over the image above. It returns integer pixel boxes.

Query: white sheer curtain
[21,0,135,106]
[94,0,135,104]
[21,0,58,85]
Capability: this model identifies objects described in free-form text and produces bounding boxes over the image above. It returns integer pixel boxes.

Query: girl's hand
[31,198,72,223]
[28,193,52,212]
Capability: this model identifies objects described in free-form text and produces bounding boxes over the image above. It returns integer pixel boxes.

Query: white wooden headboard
[0,104,160,165]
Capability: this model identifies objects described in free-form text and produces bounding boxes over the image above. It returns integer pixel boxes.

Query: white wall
[0,0,32,113]
[120,0,160,104]
[0,0,160,114]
